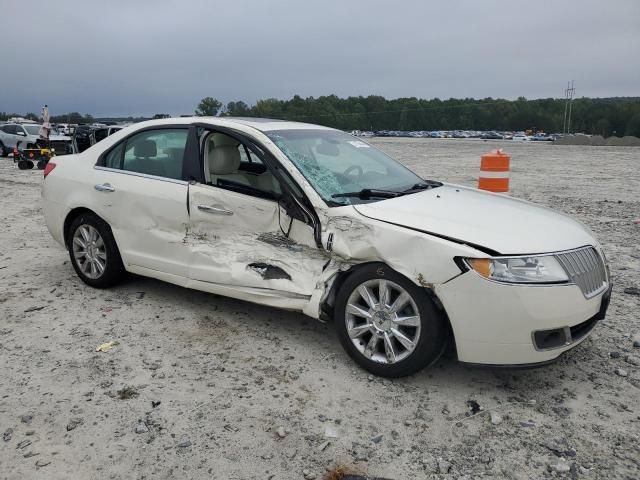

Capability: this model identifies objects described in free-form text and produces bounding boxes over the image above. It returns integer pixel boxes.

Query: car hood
[353,184,596,254]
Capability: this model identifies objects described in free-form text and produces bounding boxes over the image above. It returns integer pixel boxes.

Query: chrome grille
[556,247,607,298]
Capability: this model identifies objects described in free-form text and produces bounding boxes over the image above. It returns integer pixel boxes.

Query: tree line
[3,95,639,137]
[0,111,149,125]
[196,95,640,137]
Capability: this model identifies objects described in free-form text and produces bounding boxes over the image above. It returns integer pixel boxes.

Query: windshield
[266,129,425,206]
[23,125,41,135]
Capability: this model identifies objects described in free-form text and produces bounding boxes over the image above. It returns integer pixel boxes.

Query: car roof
[129,116,335,133]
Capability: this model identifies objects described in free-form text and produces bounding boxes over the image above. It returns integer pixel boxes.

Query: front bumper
[435,271,611,365]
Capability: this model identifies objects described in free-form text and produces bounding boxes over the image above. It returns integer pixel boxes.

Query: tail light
[44,162,57,178]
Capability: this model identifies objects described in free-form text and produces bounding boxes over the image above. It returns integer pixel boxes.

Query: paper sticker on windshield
[348,140,370,148]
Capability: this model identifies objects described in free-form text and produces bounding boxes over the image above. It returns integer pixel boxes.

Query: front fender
[322,206,487,288]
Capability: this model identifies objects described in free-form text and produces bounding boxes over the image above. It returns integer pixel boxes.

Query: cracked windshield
[267,129,426,205]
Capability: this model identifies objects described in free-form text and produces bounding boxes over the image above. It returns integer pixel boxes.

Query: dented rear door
[93,168,190,277]
[187,183,329,296]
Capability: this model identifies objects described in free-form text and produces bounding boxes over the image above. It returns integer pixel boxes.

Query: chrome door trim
[94,166,189,185]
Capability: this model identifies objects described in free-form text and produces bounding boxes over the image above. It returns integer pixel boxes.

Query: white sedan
[41,117,612,377]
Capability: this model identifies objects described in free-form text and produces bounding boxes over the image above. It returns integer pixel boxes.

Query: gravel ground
[0,139,639,480]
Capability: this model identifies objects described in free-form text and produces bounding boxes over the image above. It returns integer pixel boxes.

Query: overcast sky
[1,0,638,116]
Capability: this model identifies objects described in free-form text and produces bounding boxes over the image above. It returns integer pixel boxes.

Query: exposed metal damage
[247,262,292,281]
[256,232,303,252]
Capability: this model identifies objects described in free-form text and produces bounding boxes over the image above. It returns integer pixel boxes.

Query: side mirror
[16,131,26,136]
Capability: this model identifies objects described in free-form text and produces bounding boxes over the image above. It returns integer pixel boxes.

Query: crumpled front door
[187,183,329,297]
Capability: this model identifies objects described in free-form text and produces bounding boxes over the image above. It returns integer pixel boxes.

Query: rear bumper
[435,271,611,365]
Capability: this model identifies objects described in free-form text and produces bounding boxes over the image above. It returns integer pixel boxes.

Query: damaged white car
[41,118,612,377]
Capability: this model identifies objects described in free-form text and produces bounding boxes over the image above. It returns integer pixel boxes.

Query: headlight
[465,255,569,284]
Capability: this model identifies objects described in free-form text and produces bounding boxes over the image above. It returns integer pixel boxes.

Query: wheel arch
[321,261,456,355]
[63,207,126,288]
[63,207,92,248]
[63,207,118,251]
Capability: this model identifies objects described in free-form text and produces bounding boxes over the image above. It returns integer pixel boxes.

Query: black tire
[67,212,125,288]
[0,142,7,157]
[36,158,47,170]
[17,159,33,170]
[334,263,447,378]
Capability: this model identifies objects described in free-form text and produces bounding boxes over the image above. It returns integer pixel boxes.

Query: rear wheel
[67,212,125,288]
[335,264,447,377]
[0,142,7,157]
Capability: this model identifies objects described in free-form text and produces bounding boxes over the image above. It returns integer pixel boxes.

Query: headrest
[211,133,239,148]
[134,139,157,158]
[206,134,240,175]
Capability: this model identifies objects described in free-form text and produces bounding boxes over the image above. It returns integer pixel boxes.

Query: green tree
[596,118,611,137]
[195,97,223,116]
[253,98,284,118]
[625,113,640,137]
[224,101,250,116]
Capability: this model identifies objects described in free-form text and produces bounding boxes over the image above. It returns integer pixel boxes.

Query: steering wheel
[343,165,363,177]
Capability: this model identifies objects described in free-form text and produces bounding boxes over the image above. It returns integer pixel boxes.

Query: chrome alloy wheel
[72,224,107,279]
[345,279,421,364]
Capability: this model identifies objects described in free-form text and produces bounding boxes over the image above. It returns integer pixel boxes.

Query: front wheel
[67,212,125,288]
[335,264,447,377]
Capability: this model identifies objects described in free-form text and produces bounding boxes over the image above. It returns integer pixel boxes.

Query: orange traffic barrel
[478,149,510,193]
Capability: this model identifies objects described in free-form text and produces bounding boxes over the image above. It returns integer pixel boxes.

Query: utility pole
[562,82,569,134]
[563,80,575,135]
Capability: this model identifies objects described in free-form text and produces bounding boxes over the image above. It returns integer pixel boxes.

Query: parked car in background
[57,123,74,135]
[42,117,611,377]
[72,125,124,153]
[532,134,555,142]
[480,131,504,140]
[0,123,39,155]
[0,122,72,156]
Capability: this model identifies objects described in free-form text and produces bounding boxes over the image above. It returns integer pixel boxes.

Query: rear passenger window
[122,129,188,180]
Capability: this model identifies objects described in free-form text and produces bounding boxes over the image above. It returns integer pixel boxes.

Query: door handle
[197,205,233,216]
[94,183,115,192]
